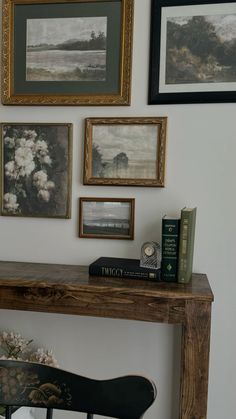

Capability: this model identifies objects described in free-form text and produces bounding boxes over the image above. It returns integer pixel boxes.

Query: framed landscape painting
[79,198,135,239]
[2,0,134,105]
[149,0,236,104]
[83,117,167,186]
[1,123,72,218]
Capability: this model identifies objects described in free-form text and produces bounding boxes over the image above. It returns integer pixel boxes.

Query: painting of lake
[26,17,107,81]
[81,200,132,238]
[92,124,158,179]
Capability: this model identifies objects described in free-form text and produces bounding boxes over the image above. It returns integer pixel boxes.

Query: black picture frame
[149,0,236,104]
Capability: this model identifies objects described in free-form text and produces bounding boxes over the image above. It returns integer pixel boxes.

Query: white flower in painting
[15,146,34,167]
[15,147,35,177]
[42,155,52,165]
[25,139,36,150]
[4,136,15,149]
[37,189,50,202]
[46,181,55,190]
[19,160,35,177]
[16,138,27,147]
[35,140,48,155]
[5,161,18,179]
[4,193,19,212]
[23,130,37,140]
[33,170,48,189]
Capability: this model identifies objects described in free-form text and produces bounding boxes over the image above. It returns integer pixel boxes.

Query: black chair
[0,360,156,419]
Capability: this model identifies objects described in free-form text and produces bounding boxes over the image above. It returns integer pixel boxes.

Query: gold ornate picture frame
[2,0,133,106]
[83,117,167,186]
[79,197,135,239]
[1,123,73,218]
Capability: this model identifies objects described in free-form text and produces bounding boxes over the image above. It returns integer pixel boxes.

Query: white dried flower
[0,330,58,367]
[30,348,58,368]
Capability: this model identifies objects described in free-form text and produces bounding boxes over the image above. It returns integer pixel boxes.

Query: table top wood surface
[0,260,214,302]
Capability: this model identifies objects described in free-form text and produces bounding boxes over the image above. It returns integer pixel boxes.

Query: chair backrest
[0,360,156,419]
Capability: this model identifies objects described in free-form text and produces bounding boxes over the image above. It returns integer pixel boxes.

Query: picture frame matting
[2,0,134,106]
[149,0,236,104]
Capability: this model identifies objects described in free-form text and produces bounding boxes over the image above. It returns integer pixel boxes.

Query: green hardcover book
[178,207,197,284]
[161,216,180,282]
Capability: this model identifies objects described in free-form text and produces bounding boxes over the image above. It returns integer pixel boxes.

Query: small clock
[140,241,161,270]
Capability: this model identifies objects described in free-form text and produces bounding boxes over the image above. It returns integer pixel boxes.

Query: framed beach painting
[2,0,134,105]
[149,0,236,104]
[83,117,167,186]
[79,198,135,239]
[1,123,72,218]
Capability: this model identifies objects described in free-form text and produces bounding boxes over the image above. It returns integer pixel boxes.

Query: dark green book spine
[178,207,197,284]
[161,217,180,282]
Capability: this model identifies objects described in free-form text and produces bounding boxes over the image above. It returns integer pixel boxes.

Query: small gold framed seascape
[79,197,135,239]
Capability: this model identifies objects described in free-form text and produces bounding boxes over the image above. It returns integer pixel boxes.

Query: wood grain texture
[180,301,212,419]
[0,261,214,301]
[0,260,214,419]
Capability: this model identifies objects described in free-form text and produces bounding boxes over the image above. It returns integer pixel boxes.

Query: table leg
[179,301,212,419]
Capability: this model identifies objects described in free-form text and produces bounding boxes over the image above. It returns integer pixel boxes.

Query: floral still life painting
[1,124,72,218]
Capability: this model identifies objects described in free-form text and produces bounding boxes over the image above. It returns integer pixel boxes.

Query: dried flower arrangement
[0,331,58,417]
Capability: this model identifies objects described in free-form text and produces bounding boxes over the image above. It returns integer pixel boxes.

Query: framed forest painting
[83,117,167,187]
[149,0,236,104]
[2,0,134,105]
[1,123,72,218]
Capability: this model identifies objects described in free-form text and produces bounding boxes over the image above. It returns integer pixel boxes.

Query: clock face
[144,244,155,257]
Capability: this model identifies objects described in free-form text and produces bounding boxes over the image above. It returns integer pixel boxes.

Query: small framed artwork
[83,117,167,186]
[2,0,134,106]
[149,0,236,104]
[1,123,72,218]
[79,198,135,239]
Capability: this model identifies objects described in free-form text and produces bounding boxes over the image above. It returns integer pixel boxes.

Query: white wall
[0,0,236,418]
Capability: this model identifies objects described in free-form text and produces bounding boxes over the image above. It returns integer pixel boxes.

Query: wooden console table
[0,261,214,419]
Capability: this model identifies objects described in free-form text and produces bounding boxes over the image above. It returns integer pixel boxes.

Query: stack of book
[89,207,197,284]
[162,207,197,284]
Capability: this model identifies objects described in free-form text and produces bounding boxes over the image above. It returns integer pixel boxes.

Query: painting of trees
[166,14,236,84]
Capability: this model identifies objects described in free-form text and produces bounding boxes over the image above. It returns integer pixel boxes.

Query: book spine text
[161,218,180,282]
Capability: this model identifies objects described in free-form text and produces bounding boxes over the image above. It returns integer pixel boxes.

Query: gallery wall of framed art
[0,2,235,419]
